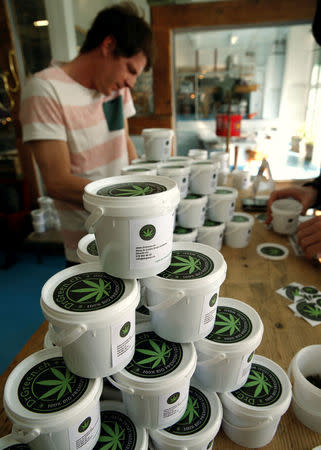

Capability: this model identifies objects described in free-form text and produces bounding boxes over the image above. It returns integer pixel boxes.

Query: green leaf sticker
[97,182,166,197]
[296,301,321,321]
[78,417,91,433]
[232,363,282,407]
[206,306,252,343]
[165,386,211,436]
[260,246,285,257]
[139,224,156,240]
[159,250,214,280]
[96,410,137,450]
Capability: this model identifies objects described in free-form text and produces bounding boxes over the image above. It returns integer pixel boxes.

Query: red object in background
[216,113,242,137]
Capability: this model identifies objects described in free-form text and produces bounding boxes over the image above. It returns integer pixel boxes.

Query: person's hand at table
[266,186,318,224]
[297,216,321,259]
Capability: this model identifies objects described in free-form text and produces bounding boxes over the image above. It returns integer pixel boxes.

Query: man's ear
[101,35,116,57]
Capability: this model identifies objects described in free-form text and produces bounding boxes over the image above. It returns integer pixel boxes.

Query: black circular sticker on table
[96,182,166,197]
[125,331,182,378]
[260,246,285,257]
[232,363,282,407]
[296,301,321,321]
[302,286,319,295]
[53,272,125,312]
[206,306,252,343]
[165,386,211,436]
[94,410,137,450]
[232,215,249,222]
[18,357,89,414]
[158,250,214,280]
[174,226,194,234]
[87,240,98,256]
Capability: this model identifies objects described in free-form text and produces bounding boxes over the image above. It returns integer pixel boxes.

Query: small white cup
[271,198,302,235]
[224,212,254,248]
[232,170,251,190]
[190,161,219,195]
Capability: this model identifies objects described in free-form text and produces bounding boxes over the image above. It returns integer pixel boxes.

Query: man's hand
[297,216,321,259]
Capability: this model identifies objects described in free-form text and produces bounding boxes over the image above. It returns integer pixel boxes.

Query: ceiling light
[33,20,49,27]
[230,35,239,45]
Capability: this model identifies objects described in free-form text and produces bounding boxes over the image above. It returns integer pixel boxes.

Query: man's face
[96,50,147,96]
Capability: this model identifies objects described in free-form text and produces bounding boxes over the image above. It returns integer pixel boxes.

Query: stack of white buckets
[2,128,293,450]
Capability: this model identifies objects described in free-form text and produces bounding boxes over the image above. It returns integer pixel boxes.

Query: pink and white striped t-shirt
[20,63,135,262]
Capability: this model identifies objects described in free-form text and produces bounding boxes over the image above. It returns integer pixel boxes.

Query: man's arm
[25,140,91,207]
[125,118,138,164]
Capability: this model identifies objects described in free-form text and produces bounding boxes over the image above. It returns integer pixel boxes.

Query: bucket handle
[145,290,186,312]
[11,426,41,444]
[197,352,227,366]
[85,206,104,233]
[106,376,135,395]
[224,416,275,432]
[51,324,88,347]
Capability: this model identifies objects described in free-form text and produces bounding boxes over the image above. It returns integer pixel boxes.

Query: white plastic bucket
[173,225,198,242]
[83,175,180,279]
[288,345,321,414]
[224,212,254,248]
[188,149,208,160]
[40,262,140,378]
[291,392,321,433]
[176,194,208,228]
[232,170,251,190]
[4,347,103,450]
[143,242,227,343]
[190,161,219,195]
[196,220,226,251]
[121,164,158,176]
[77,233,99,263]
[207,187,238,223]
[219,355,292,434]
[194,297,264,393]
[209,151,230,171]
[158,164,191,199]
[149,382,223,450]
[271,198,302,235]
[109,322,197,429]
[142,128,174,161]
[98,401,148,449]
[30,209,45,223]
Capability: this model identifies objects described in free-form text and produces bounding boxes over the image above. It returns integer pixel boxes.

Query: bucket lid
[228,212,254,227]
[168,156,193,166]
[98,400,148,450]
[158,164,191,175]
[4,347,102,433]
[0,434,30,449]
[83,175,180,216]
[113,322,196,391]
[271,198,302,214]
[142,128,174,138]
[173,225,196,235]
[210,186,238,199]
[219,355,292,418]
[144,242,227,292]
[257,243,289,260]
[191,160,218,169]
[198,219,225,230]
[195,298,263,354]
[149,383,222,446]
[180,193,208,203]
[40,262,139,326]
[77,234,99,262]
[121,165,157,174]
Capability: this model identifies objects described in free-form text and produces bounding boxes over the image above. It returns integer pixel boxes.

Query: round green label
[125,331,183,378]
[158,250,214,280]
[87,240,98,256]
[53,272,125,312]
[216,189,232,194]
[260,246,285,257]
[174,226,193,234]
[203,219,221,227]
[302,286,319,294]
[296,301,321,321]
[165,386,211,435]
[185,193,203,200]
[94,410,137,450]
[139,224,156,240]
[78,416,91,433]
[18,357,89,413]
[97,182,166,197]
[231,363,282,407]
[232,215,249,222]
[206,306,252,343]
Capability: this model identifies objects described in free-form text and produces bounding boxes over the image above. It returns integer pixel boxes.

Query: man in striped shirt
[20,2,153,265]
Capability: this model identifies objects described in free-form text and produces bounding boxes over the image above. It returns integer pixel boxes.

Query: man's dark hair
[80,2,154,70]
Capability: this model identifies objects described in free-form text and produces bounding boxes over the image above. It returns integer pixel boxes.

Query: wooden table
[1,217,321,448]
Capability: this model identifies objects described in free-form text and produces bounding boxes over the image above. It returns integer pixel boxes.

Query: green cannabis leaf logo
[243,369,272,397]
[302,305,321,318]
[302,286,318,294]
[78,417,91,433]
[136,339,171,368]
[170,255,201,274]
[120,321,131,337]
[143,227,154,238]
[167,392,180,404]
[71,278,111,302]
[285,285,300,300]
[215,313,240,336]
[114,184,153,196]
[36,368,75,400]
[181,397,200,424]
[98,422,125,449]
